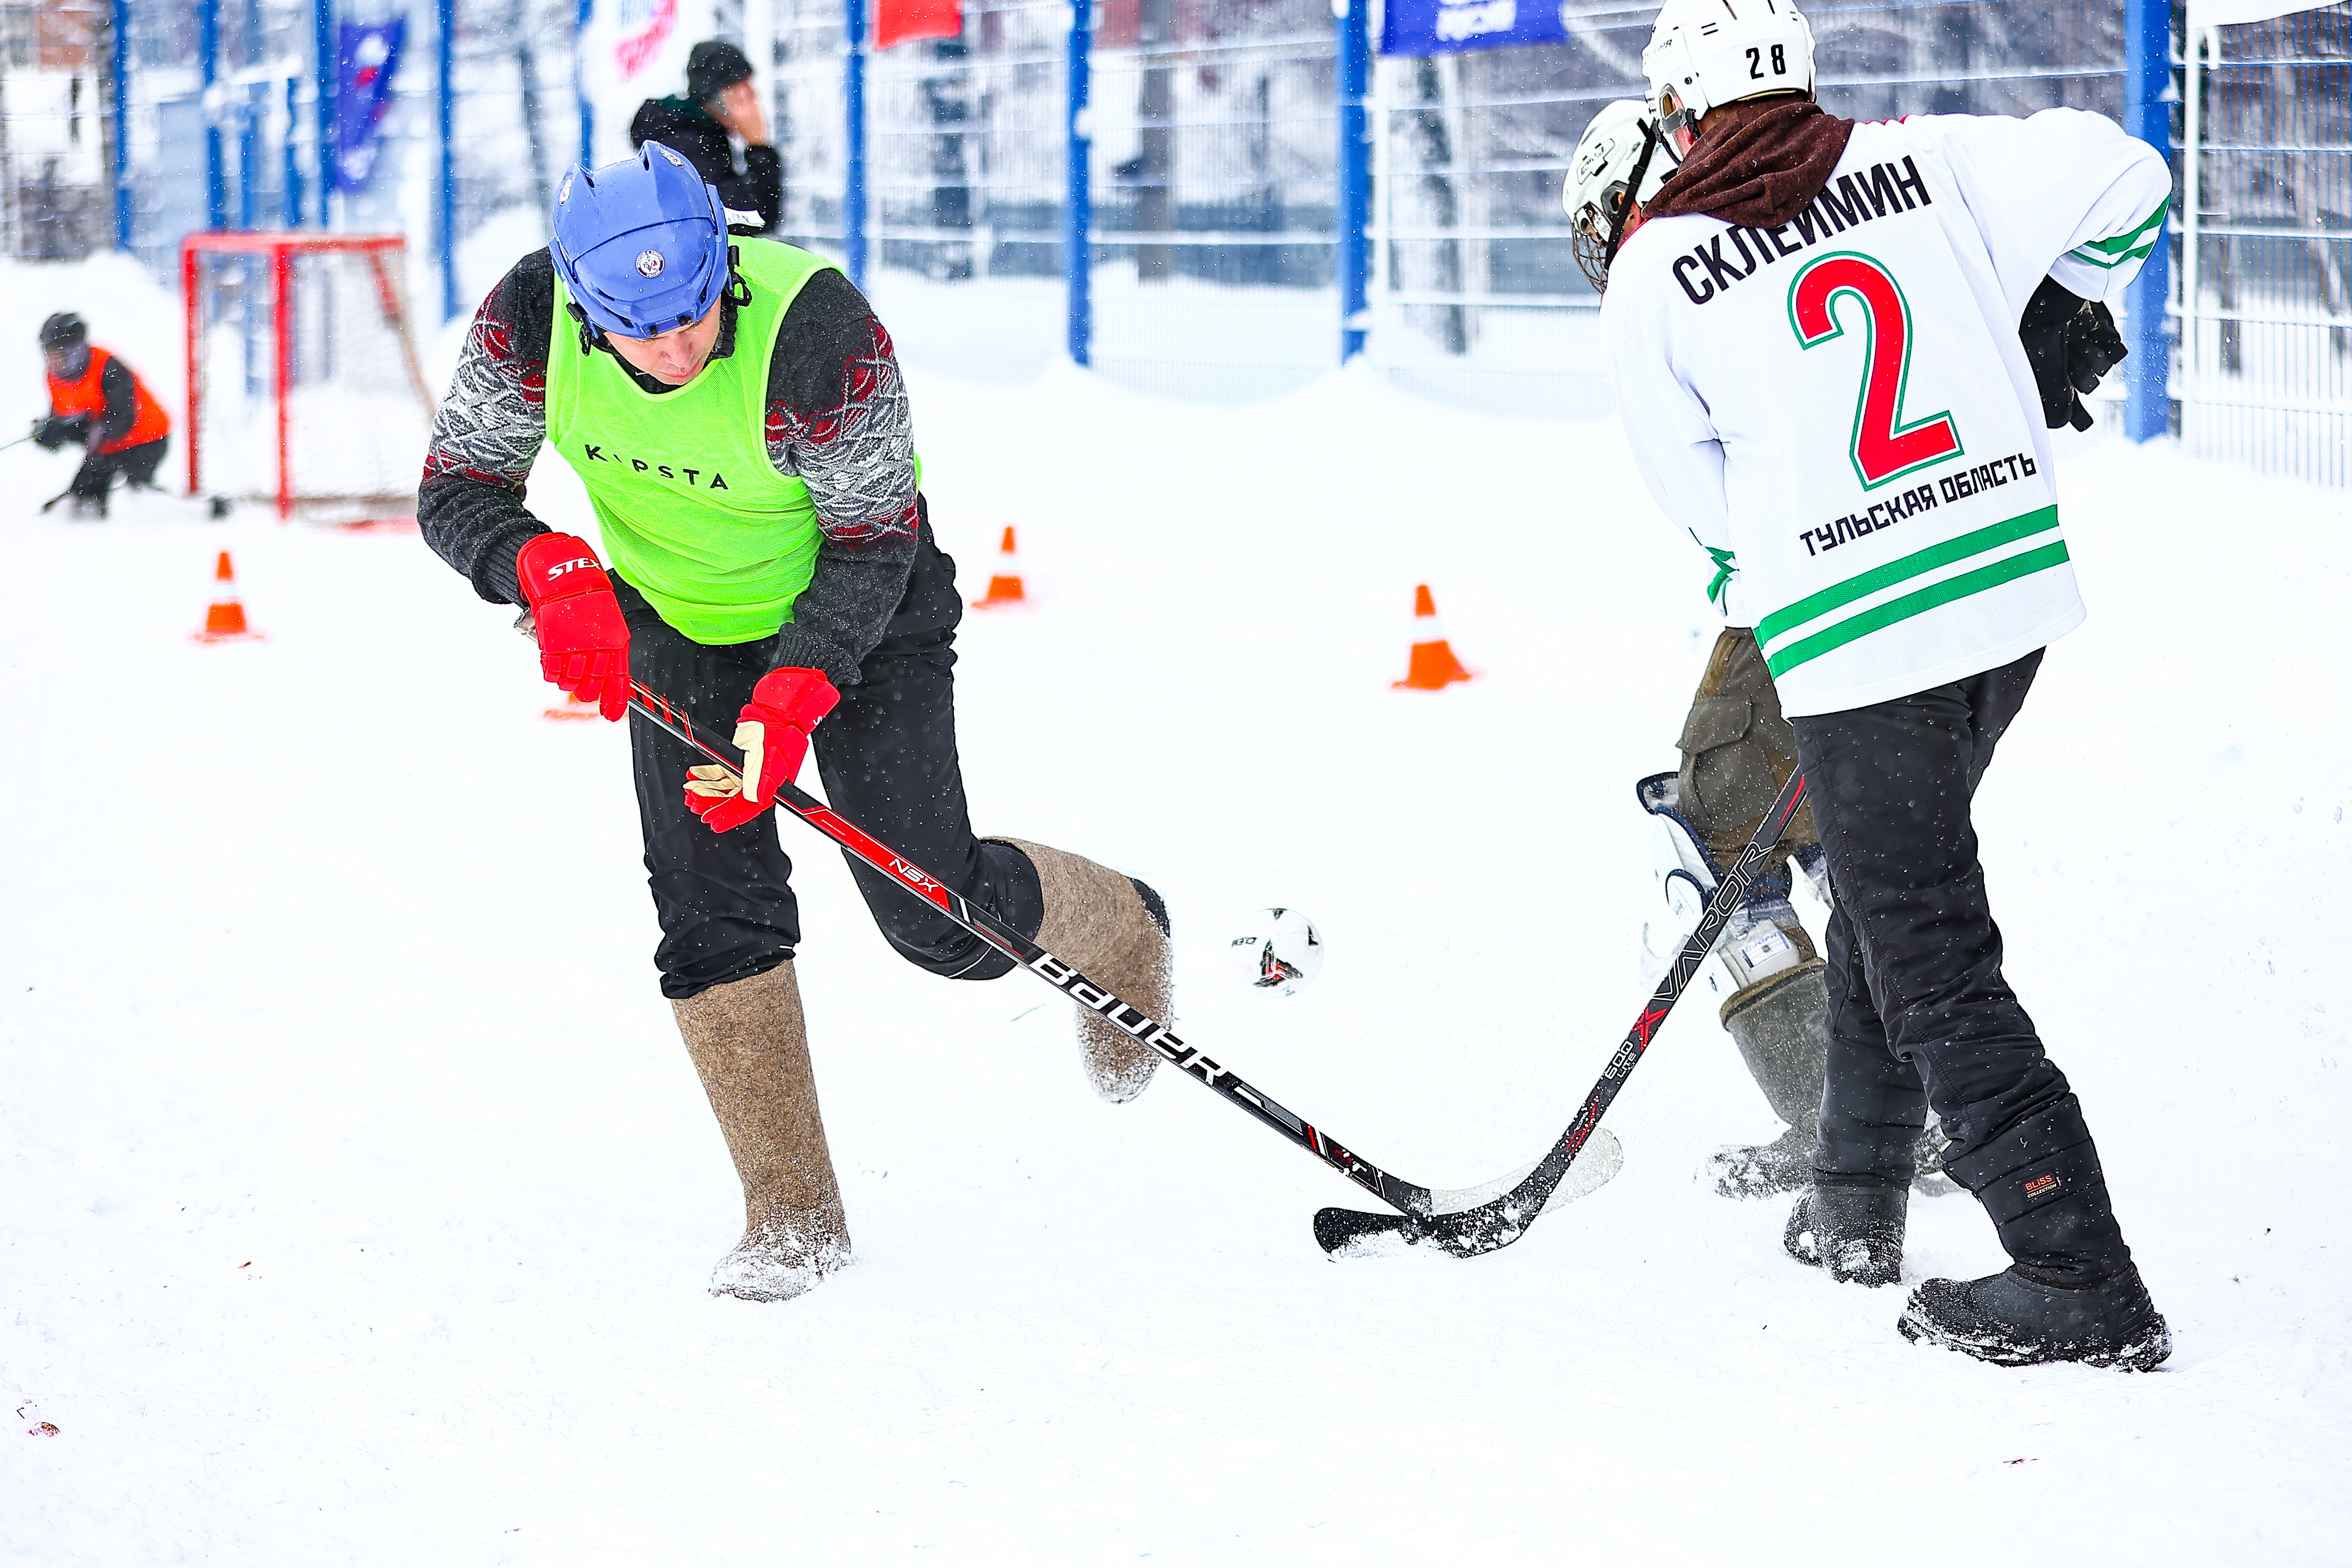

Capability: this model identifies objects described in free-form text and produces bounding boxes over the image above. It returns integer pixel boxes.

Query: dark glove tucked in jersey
[2020,276,2128,433]
[32,413,89,451]
[516,532,632,721]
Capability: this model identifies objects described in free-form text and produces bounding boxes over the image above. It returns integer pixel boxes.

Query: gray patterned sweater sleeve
[757,268,923,686]
[416,251,557,607]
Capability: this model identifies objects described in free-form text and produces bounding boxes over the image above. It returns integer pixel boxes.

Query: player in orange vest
[35,312,171,517]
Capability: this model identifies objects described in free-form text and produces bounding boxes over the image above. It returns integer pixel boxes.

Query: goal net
[182,233,436,525]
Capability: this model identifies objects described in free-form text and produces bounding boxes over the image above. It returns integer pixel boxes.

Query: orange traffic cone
[192,551,266,643]
[543,690,603,722]
[970,526,1028,609]
[1392,584,1473,690]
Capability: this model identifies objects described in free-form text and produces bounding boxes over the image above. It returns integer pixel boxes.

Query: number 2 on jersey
[1788,253,1963,491]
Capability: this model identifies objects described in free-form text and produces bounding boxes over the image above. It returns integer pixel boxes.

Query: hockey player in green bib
[418,143,1173,1303]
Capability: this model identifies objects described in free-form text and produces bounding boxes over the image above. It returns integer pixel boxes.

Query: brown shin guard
[670,961,851,1300]
[991,837,1171,1104]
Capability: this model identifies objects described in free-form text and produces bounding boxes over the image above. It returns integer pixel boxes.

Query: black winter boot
[1898,1096,2171,1370]
[1785,1021,1933,1285]
[1783,1179,1906,1286]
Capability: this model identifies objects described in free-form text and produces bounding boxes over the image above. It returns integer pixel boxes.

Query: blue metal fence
[38,1,2352,484]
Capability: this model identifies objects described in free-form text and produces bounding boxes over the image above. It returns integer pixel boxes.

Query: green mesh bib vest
[549,240,858,645]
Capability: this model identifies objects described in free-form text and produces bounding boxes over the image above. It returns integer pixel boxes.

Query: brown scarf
[1643,98,1856,229]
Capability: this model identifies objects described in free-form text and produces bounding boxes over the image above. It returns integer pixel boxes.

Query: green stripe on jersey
[1763,539,2072,679]
[2067,196,2169,270]
[1754,505,2062,648]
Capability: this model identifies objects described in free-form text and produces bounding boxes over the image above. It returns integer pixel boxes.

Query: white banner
[579,0,719,166]
[2184,0,2338,28]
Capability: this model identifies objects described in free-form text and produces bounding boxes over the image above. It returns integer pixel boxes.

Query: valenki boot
[671,962,851,1302]
[1709,959,1830,1198]
[1709,951,1955,1200]
[991,837,1172,1104]
[1899,1096,2171,1370]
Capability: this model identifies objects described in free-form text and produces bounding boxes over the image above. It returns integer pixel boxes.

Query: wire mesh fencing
[1081,0,1338,400]
[1369,2,2132,417]
[2179,4,2350,489]
[864,0,1071,379]
[0,0,113,260]
[446,0,574,274]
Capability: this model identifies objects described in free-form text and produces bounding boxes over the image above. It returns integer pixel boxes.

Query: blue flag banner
[335,19,406,191]
[1380,0,1569,56]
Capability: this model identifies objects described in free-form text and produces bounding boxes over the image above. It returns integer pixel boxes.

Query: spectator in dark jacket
[629,40,782,236]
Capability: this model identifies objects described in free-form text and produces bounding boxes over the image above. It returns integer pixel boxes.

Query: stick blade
[1314,1129,1625,1259]
[1313,1205,1415,1256]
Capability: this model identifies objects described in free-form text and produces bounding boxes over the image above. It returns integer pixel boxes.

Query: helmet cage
[1565,104,1665,293]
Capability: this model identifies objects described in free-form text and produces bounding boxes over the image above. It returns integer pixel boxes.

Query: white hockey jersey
[1602,109,2170,717]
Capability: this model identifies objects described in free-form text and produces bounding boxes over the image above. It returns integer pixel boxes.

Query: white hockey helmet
[1563,99,1669,292]
[1641,0,1817,162]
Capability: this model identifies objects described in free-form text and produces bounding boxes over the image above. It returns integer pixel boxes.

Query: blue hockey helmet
[550,142,730,339]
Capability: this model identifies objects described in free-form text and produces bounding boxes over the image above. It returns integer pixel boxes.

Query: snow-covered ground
[3,258,2350,1564]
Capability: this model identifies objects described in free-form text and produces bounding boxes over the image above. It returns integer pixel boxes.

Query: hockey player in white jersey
[1568,99,1952,1205]
[1602,0,2171,1369]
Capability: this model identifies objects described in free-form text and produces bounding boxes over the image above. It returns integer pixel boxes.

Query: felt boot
[993,838,1173,1104]
[671,962,851,1302]
[1708,960,1829,1198]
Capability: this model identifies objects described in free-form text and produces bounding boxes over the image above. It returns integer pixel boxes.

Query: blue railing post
[576,0,594,165]
[844,0,868,288]
[1334,0,1371,363]
[238,84,260,229]
[2123,0,2174,442]
[1064,0,1091,365]
[110,0,131,249]
[439,0,460,320]
[283,76,301,225]
[315,0,335,225]
[200,0,227,229]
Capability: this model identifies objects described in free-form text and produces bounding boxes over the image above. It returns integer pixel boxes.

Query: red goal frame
[181,232,435,522]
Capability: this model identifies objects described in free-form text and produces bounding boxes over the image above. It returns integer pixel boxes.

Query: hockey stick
[623,678,1623,1244]
[1309,767,1810,1258]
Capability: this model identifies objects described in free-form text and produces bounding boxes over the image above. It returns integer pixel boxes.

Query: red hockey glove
[516,533,631,721]
[684,668,840,833]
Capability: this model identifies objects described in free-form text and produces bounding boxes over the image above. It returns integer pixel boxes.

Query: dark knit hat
[38,312,86,351]
[687,41,755,102]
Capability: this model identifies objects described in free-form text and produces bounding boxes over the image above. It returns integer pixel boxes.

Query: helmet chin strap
[567,299,603,356]
[1602,118,1665,272]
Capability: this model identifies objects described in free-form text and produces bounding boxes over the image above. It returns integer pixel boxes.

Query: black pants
[71,438,168,505]
[1789,650,2070,1166]
[619,513,1044,1000]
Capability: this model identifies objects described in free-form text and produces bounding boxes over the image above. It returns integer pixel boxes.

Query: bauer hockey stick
[1309,767,1812,1257]
[624,679,1628,1246]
